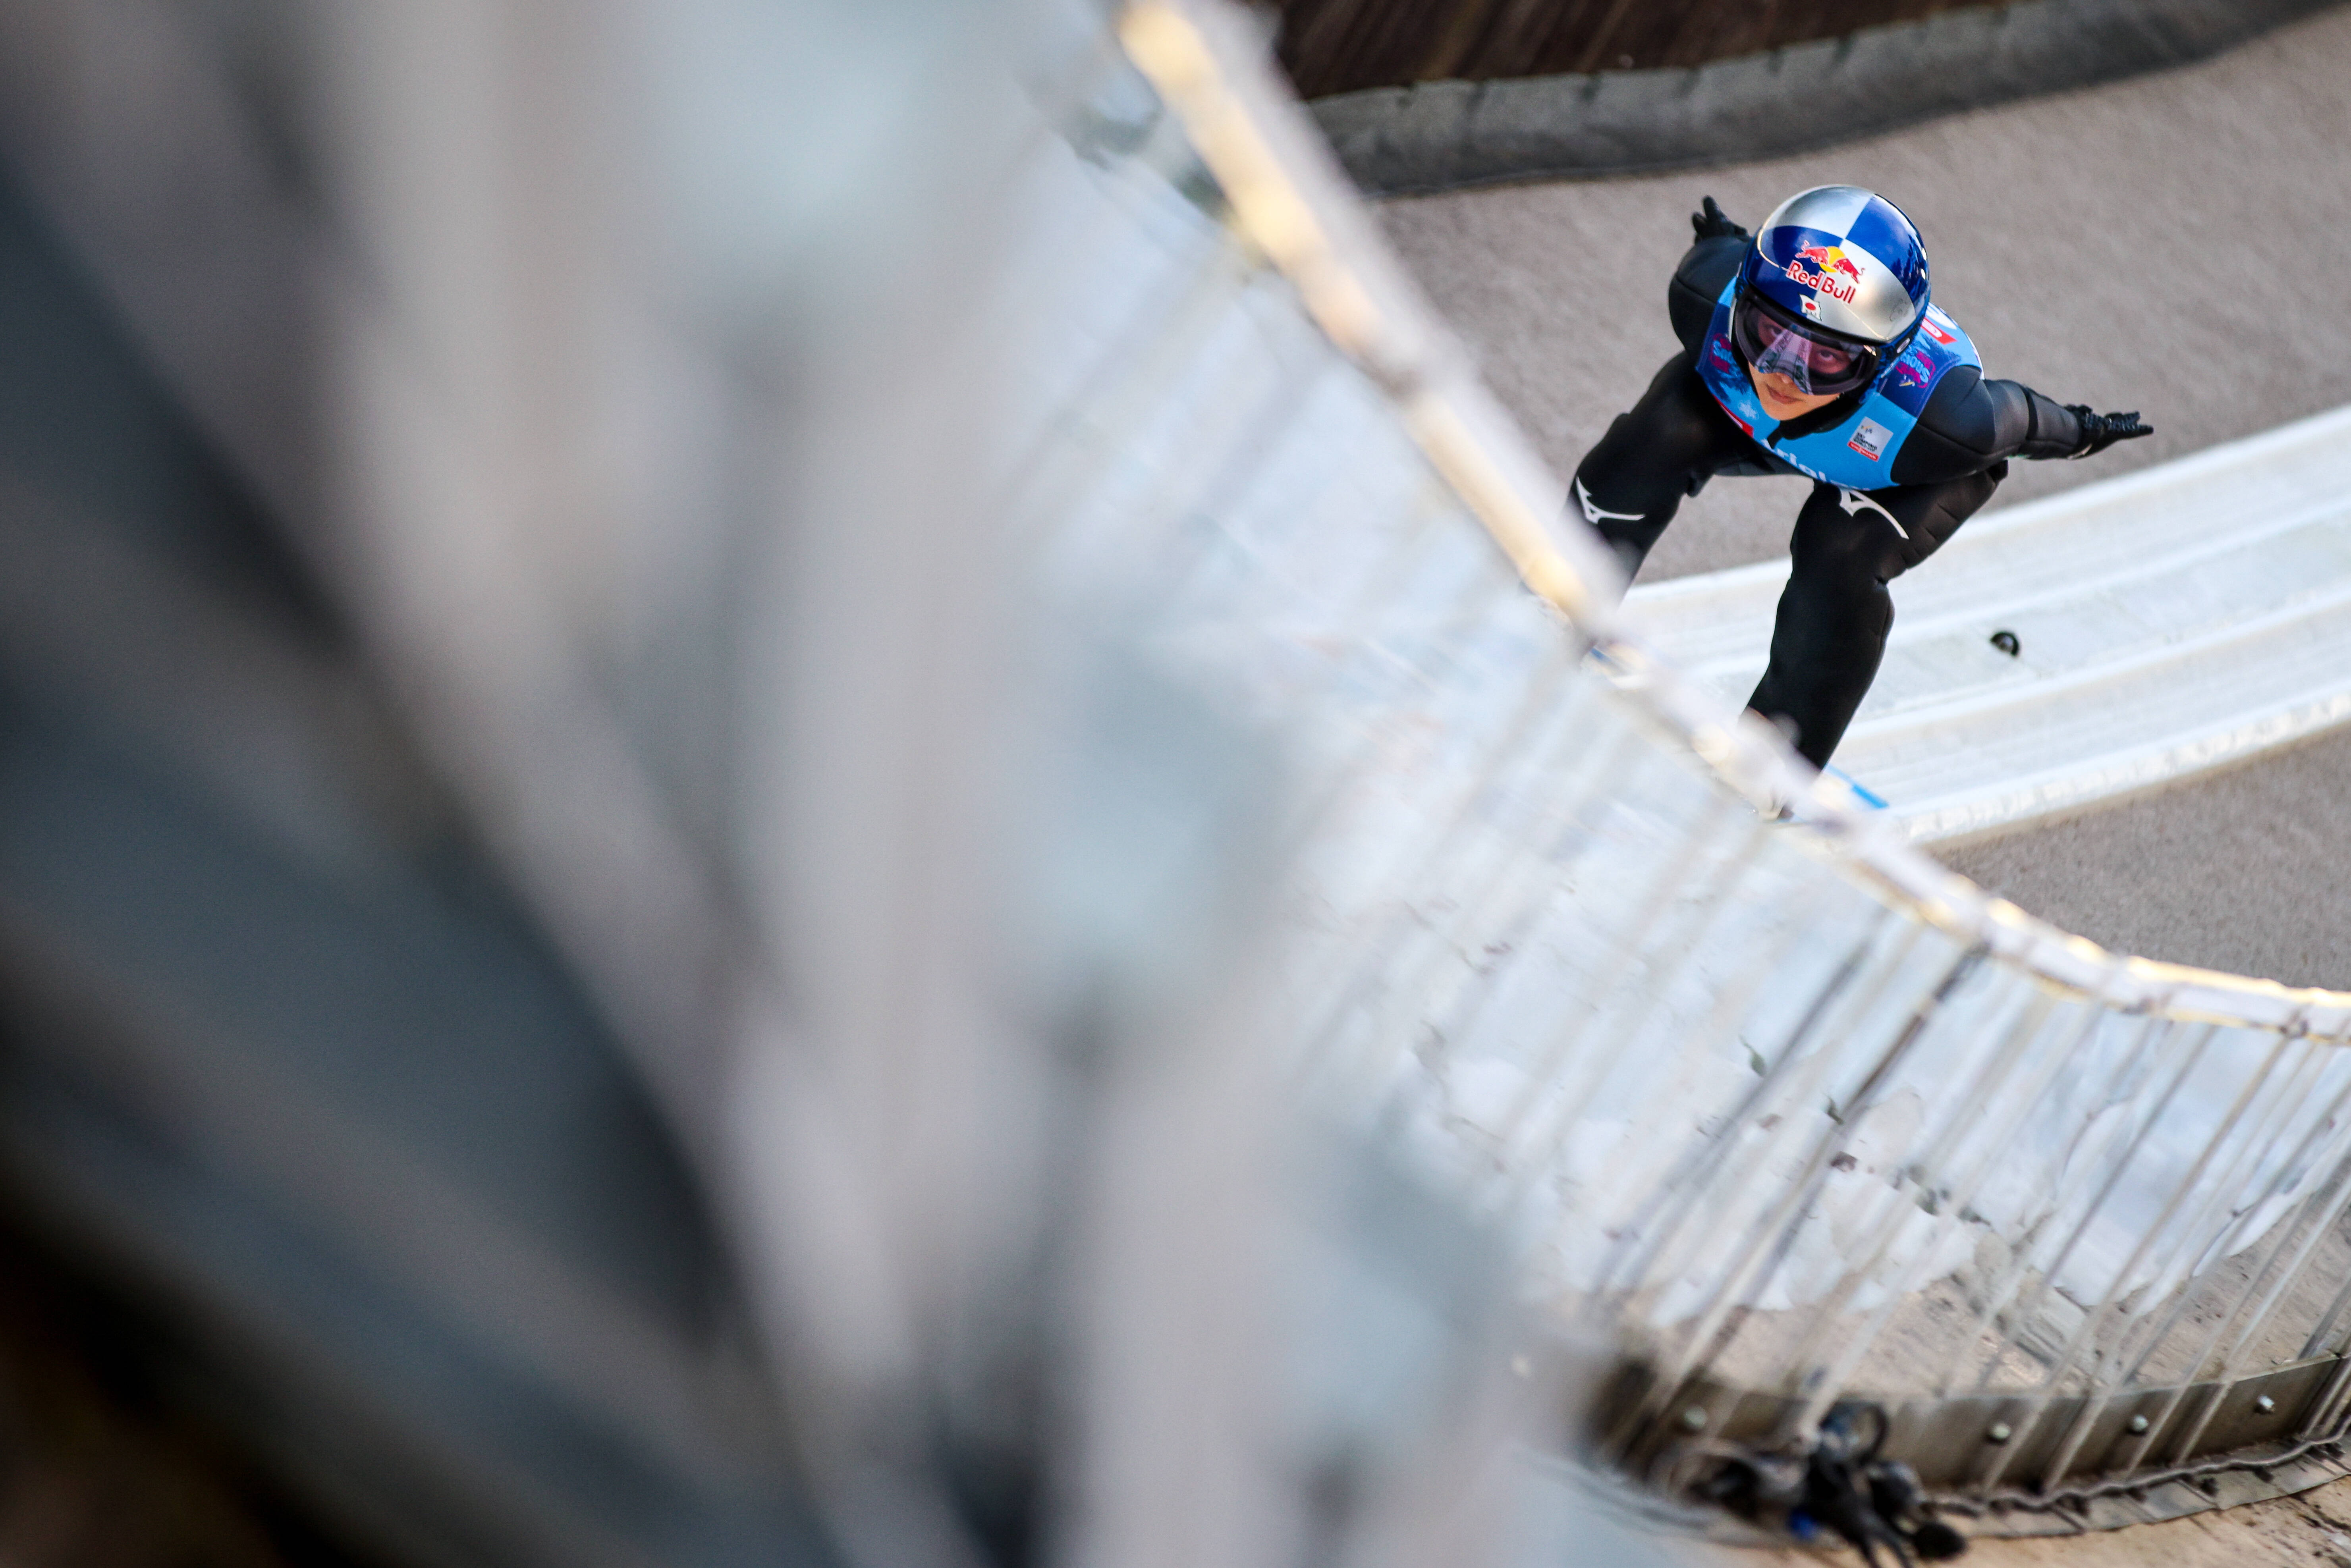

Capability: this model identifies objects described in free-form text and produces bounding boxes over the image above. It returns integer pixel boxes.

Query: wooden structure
[1276,0,1987,98]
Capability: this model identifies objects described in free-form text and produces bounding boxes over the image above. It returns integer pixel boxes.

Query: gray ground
[1945,727,2351,988]
[1374,4,2351,987]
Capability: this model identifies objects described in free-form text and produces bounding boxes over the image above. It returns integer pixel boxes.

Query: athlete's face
[1750,366,1841,422]
[1739,297,1867,419]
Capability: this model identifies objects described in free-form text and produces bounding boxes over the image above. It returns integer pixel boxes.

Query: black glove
[2066,407,2152,458]
[1691,195,1747,243]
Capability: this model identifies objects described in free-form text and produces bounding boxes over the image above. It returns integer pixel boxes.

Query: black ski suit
[1573,232,2102,769]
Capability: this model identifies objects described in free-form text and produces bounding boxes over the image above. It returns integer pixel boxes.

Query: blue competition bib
[1695,275,1980,490]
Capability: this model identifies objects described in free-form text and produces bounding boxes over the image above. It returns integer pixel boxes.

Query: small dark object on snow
[1989,630,2020,657]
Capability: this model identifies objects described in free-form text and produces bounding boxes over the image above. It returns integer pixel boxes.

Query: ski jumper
[1573,231,2098,768]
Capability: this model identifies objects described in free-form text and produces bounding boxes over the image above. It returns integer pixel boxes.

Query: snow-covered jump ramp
[1629,405,2351,843]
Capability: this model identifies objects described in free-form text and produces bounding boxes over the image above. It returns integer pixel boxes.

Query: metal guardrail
[1078,0,2351,1538]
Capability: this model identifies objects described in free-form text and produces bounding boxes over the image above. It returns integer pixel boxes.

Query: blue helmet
[1739,185,1930,349]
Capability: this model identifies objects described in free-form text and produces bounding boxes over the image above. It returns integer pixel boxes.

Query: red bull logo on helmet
[1796,244,1865,280]
[1782,242,1865,304]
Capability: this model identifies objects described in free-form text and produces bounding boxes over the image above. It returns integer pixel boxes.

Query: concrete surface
[1372,4,2351,987]
[1940,724,2351,990]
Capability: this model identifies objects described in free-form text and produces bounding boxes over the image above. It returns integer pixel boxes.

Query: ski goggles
[1730,288,1881,398]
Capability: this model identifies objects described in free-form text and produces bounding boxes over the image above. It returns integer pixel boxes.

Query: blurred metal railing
[1075,0,2351,1537]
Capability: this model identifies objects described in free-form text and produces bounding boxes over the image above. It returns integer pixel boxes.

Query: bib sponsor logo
[1848,418,1892,461]
[1920,309,1957,345]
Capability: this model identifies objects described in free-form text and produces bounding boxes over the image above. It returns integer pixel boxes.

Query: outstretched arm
[1892,366,2151,484]
[2001,388,2151,460]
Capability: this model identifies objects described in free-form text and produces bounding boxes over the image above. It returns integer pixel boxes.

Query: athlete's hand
[1691,196,1747,242]
[2065,407,2153,458]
